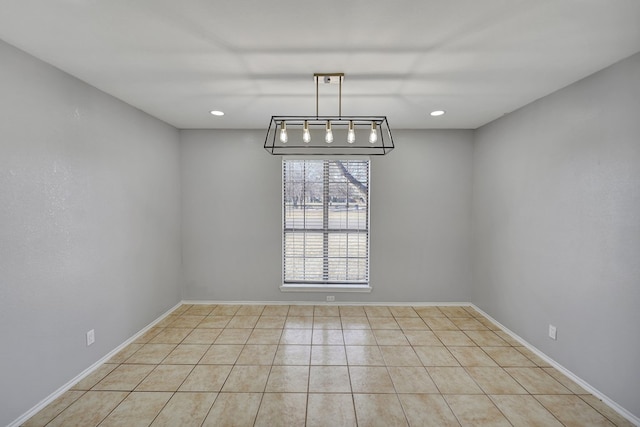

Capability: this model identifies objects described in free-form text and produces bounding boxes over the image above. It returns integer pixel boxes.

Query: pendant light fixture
[264,73,394,155]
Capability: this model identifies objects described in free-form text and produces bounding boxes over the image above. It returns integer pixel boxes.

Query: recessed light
[210,110,224,116]
[430,110,446,117]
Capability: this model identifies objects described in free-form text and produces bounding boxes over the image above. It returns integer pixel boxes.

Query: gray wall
[472,52,640,416]
[180,129,474,303]
[0,40,182,425]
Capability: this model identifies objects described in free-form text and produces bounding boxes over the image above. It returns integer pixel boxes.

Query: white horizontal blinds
[283,159,369,284]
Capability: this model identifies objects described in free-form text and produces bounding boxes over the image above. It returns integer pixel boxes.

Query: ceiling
[1,0,639,130]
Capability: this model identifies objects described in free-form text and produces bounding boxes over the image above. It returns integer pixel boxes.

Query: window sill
[280,284,372,293]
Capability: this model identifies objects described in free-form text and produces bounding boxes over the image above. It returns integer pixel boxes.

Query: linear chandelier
[264,73,394,155]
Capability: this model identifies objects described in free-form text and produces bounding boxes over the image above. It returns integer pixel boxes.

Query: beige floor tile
[254,393,307,427]
[311,345,347,365]
[226,315,259,328]
[483,346,536,367]
[22,390,85,427]
[398,394,460,426]
[236,344,278,365]
[133,327,164,344]
[427,367,484,394]
[580,395,636,427]
[515,346,552,367]
[211,305,240,315]
[108,343,144,363]
[262,305,290,316]
[247,328,283,344]
[314,305,340,316]
[494,330,523,346]
[135,364,194,391]
[222,365,271,392]
[309,366,352,392]
[45,391,128,427]
[313,316,343,329]
[380,345,423,366]
[543,367,589,394]
[201,392,262,426]
[151,392,217,426]
[465,330,510,346]
[388,366,439,393]
[182,328,222,344]
[197,315,231,329]
[280,328,313,344]
[183,305,216,316]
[448,346,498,366]
[451,317,488,330]
[424,317,459,331]
[368,317,401,330]
[341,316,371,329]
[353,393,408,426]
[396,317,429,331]
[199,344,243,364]
[71,363,118,390]
[445,394,511,426]
[285,316,314,329]
[389,306,419,317]
[93,364,155,391]
[505,367,572,394]
[345,345,386,366]
[307,393,357,427]
[374,329,410,345]
[413,346,460,367]
[490,395,563,426]
[349,366,395,393]
[124,343,176,364]
[287,305,314,316]
[236,305,265,315]
[154,315,180,328]
[439,306,473,318]
[414,306,446,318]
[179,364,233,391]
[255,315,286,329]
[466,367,528,394]
[273,345,311,365]
[434,331,475,346]
[404,330,443,346]
[339,306,366,317]
[364,306,393,317]
[149,327,192,344]
[343,329,378,345]
[265,365,309,392]
[536,394,615,426]
[168,315,205,328]
[162,344,209,364]
[99,391,172,427]
[214,328,252,344]
[312,329,344,345]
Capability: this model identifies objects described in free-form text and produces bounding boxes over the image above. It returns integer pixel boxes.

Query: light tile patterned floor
[23,304,633,426]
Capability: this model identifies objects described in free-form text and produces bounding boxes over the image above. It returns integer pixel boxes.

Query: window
[282,159,370,290]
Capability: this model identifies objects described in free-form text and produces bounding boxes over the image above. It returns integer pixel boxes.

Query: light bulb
[303,120,311,143]
[279,122,288,143]
[325,121,333,143]
[347,120,356,144]
[369,122,378,144]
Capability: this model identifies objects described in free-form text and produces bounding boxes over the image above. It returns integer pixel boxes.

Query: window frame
[280,156,372,293]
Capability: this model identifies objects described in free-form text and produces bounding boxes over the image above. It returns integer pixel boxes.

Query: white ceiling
[1,0,639,129]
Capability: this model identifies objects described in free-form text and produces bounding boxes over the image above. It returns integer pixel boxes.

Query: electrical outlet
[86,329,95,346]
[326,295,335,302]
[548,324,557,340]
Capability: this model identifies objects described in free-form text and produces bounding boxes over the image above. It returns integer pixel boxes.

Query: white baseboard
[9,302,182,427]
[470,304,640,427]
[182,300,473,306]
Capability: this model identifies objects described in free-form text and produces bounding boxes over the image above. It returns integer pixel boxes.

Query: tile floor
[23,304,633,426]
